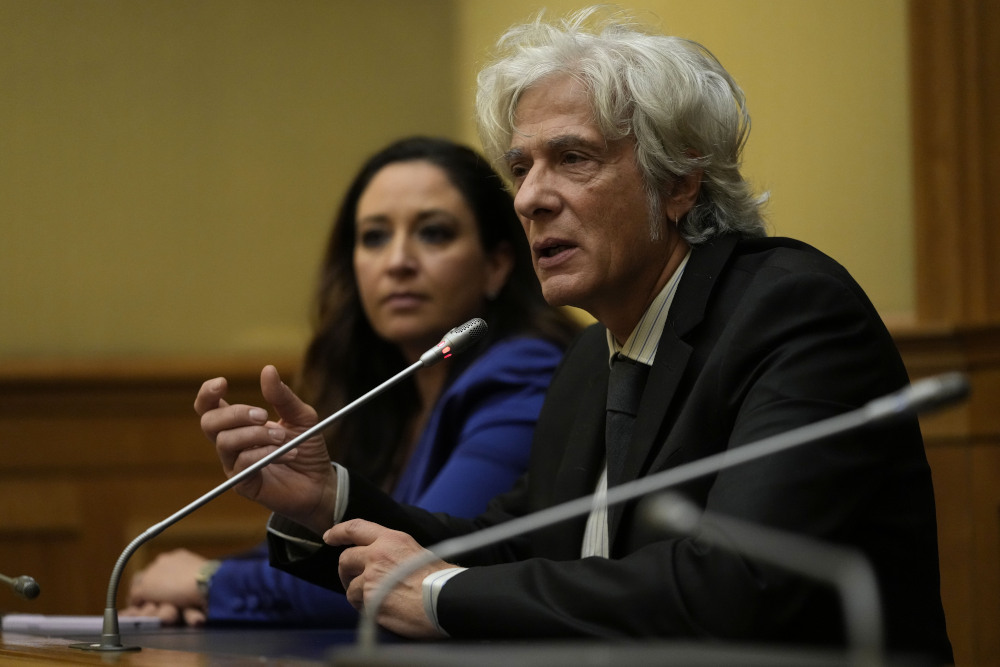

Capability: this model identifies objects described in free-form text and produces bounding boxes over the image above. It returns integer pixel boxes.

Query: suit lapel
[551,357,608,504]
[608,235,740,546]
[533,329,609,559]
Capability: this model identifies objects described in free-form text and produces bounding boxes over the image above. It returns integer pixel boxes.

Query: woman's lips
[383,292,428,309]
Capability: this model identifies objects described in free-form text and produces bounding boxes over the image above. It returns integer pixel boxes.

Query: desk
[328,642,939,667]
[0,626,356,665]
[3,628,941,666]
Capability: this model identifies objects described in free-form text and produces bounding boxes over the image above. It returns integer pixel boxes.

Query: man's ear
[664,169,703,222]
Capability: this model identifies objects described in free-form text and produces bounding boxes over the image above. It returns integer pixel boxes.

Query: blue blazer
[206,336,563,625]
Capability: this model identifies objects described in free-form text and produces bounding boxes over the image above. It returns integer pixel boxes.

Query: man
[204,7,951,660]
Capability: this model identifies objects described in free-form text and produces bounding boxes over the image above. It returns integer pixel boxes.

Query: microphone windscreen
[909,372,970,412]
[418,318,489,367]
[17,577,40,600]
[864,371,970,420]
[443,318,488,353]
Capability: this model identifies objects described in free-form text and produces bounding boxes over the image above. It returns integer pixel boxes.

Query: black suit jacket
[271,235,952,661]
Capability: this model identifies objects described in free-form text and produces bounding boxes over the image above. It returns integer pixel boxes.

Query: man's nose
[514,167,561,222]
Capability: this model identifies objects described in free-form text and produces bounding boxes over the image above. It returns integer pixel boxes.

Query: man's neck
[604,237,690,343]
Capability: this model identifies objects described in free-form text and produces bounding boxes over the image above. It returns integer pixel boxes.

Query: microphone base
[69,640,141,652]
[67,608,143,651]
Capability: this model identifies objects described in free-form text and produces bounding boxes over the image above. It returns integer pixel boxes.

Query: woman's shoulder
[449,336,565,392]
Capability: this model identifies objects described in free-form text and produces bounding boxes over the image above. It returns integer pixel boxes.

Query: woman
[125,137,578,626]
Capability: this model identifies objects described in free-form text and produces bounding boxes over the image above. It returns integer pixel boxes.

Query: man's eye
[509,164,528,179]
[358,229,388,248]
[563,152,584,164]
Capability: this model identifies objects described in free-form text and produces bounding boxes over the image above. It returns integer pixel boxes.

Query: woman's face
[353,160,512,360]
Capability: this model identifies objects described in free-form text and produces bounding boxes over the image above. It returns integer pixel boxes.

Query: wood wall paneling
[0,360,284,616]
[909,0,1000,325]
[896,325,1000,666]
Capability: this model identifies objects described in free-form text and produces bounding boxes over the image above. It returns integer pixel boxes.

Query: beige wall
[0,0,912,359]
[0,0,457,357]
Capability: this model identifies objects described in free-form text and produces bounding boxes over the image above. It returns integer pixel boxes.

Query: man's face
[503,74,680,338]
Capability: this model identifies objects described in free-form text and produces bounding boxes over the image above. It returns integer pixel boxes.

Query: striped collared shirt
[423,250,692,633]
[581,250,690,558]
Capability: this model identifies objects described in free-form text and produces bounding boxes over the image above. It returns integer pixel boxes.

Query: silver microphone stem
[643,492,884,667]
[72,317,487,652]
[357,371,969,653]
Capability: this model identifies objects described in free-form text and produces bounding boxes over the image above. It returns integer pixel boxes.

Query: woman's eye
[358,228,388,248]
[418,223,457,245]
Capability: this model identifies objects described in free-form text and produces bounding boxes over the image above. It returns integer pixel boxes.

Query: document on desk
[1,614,161,634]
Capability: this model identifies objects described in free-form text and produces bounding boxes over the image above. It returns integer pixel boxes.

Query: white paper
[1,613,161,634]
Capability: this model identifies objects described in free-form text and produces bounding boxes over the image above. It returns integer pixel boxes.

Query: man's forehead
[509,75,599,135]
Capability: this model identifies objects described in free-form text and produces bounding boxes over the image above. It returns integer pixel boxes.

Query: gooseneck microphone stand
[70,318,486,652]
[356,372,969,663]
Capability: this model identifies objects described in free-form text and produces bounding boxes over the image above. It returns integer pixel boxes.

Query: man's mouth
[540,244,572,258]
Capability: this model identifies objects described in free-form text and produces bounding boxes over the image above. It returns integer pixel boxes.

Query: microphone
[641,492,883,667]
[1,573,40,600]
[356,371,970,652]
[420,318,488,366]
[70,318,487,653]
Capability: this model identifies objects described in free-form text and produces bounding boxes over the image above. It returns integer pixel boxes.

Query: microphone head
[442,318,488,353]
[865,371,971,420]
[911,372,970,413]
[419,318,488,367]
[14,575,40,600]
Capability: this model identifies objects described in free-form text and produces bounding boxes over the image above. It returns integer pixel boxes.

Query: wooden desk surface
[0,626,356,665]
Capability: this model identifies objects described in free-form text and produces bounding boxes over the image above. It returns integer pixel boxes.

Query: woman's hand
[122,548,208,627]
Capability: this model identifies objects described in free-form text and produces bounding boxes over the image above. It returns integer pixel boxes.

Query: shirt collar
[607,250,691,367]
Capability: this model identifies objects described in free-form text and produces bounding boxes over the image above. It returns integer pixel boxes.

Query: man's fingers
[324,519,387,547]
[260,365,319,427]
[338,545,365,595]
[221,441,298,478]
[193,377,228,415]
[343,574,365,610]
[201,403,271,442]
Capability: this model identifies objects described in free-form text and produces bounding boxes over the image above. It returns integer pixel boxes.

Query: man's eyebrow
[502,134,601,164]
[547,134,595,151]
[500,147,524,165]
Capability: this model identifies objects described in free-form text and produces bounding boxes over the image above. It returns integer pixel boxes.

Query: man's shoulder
[727,235,849,276]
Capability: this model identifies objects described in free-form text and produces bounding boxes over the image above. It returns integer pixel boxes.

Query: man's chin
[540,281,588,311]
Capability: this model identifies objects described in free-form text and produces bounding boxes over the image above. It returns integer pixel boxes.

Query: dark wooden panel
[0,357,290,616]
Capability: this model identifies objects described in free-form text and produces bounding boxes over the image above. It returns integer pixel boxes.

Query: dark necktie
[605,355,651,490]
